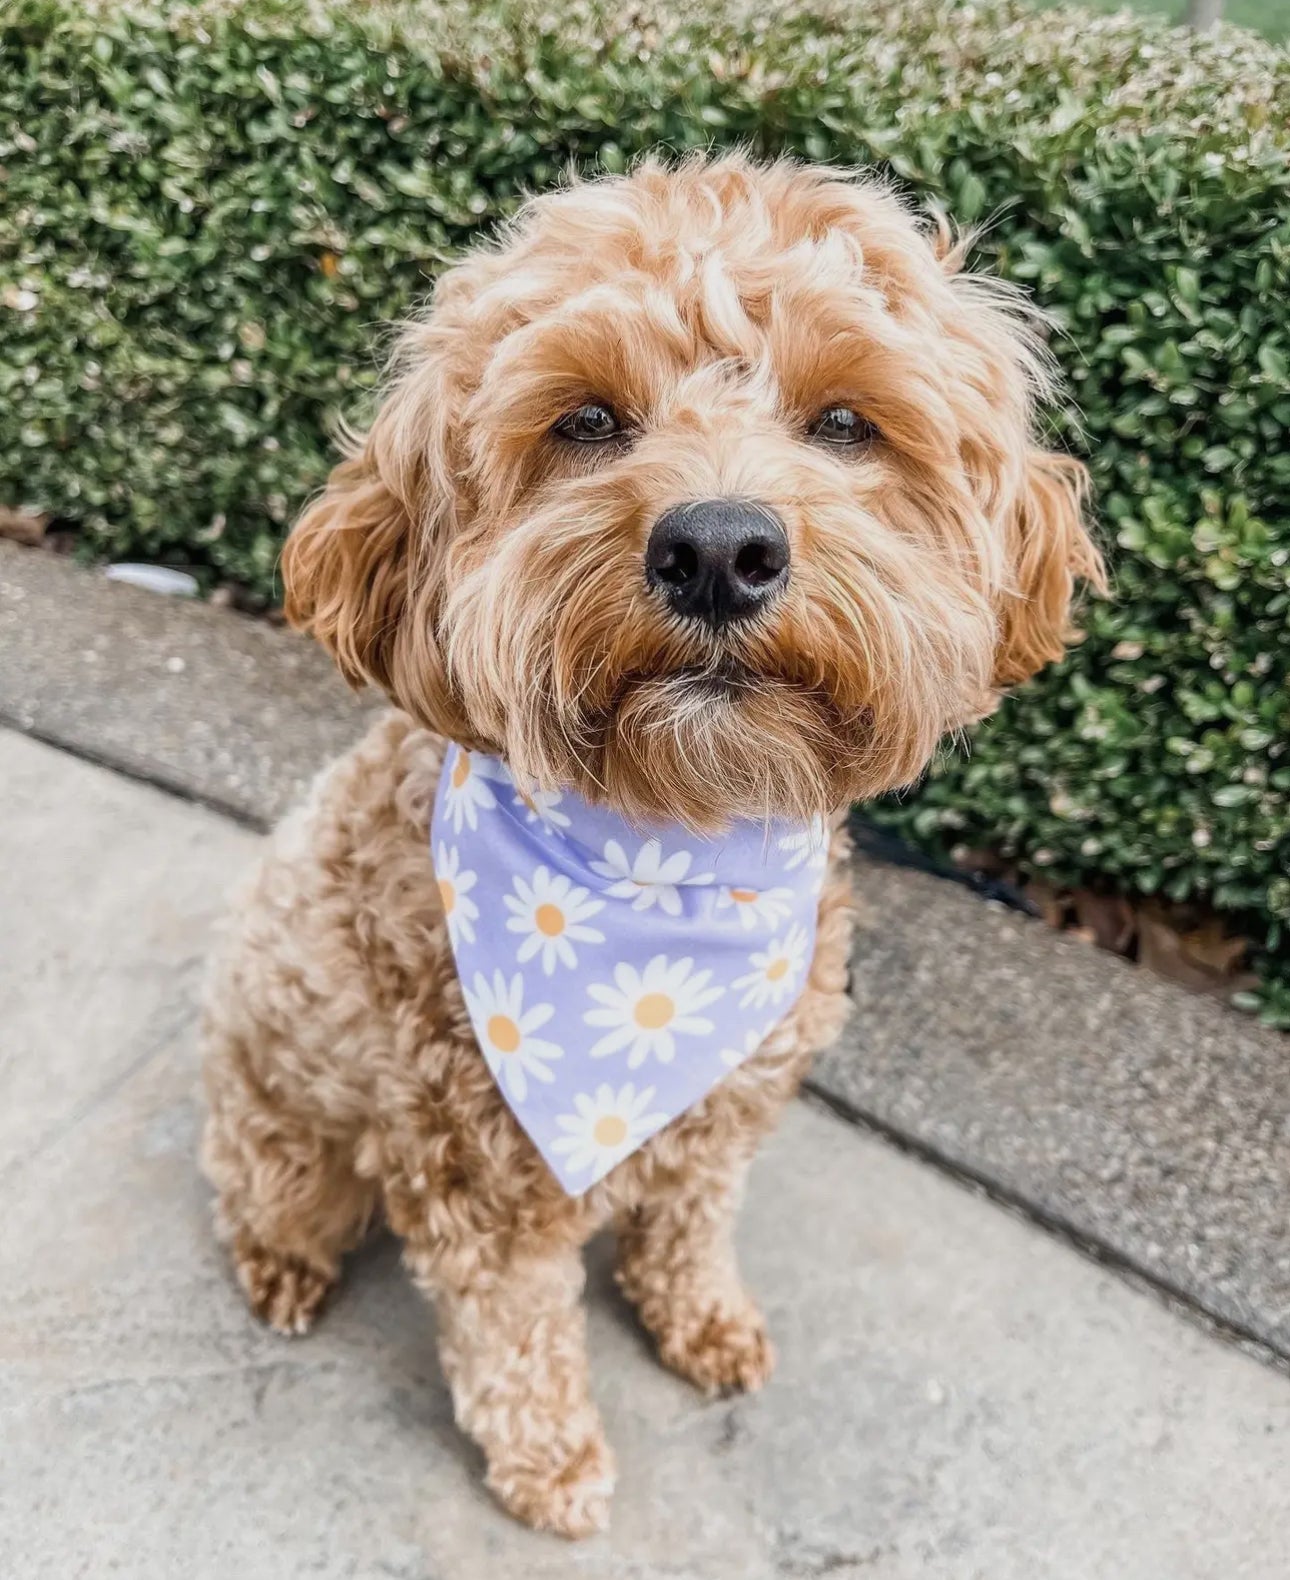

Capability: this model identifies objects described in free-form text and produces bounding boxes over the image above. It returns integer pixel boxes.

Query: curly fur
[201,154,1103,1536]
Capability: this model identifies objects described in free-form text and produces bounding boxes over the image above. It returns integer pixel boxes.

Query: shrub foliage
[2,0,1289,1017]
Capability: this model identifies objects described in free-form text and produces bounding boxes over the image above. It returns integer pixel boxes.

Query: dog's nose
[645,499,790,628]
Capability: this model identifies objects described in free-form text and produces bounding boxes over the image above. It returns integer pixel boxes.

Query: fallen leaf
[1137,901,1259,998]
[1178,915,1251,976]
[0,506,51,546]
[1021,876,1068,930]
[1071,889,1137,955]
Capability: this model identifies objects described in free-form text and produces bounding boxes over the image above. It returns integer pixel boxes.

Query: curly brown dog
[200,154,1103,1538]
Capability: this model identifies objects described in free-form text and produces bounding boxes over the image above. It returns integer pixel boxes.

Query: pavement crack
[774,1538,886,1575]
[0,972,203,1184]
[24,1354,335,1406]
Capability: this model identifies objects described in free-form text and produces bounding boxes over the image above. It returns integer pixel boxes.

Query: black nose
[645,499,790,629]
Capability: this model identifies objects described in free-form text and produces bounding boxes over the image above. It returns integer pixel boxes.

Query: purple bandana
[430,744,828,1194]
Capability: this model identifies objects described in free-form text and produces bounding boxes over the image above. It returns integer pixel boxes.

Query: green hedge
[3,0,1289,1020]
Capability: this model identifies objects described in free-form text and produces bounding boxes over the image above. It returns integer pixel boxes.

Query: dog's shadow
[317,1226,659,1475]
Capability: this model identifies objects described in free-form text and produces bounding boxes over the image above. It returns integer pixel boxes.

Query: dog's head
[284,155,1103,828]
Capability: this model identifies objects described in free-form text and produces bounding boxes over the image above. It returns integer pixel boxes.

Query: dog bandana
[430,743,829,1194]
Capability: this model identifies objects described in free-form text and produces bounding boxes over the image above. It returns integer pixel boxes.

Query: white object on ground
[105,563,199,597]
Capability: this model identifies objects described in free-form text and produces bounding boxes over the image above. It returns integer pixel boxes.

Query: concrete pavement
[0,541,380,826]
[4,539,1290,1365]
[5,725,1290,1579]
[813,857,1290,1355]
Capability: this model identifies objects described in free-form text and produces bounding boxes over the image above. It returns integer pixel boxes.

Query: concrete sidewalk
[6,725,1290,1579]
[5,540,1290,1365]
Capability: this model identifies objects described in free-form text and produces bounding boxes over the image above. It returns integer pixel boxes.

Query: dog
[200,153,1103,1538]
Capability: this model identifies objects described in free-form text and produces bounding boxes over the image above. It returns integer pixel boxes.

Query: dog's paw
[488,1432,617,1540]
[233,1236,335,1336]
[658,1301,776,1396]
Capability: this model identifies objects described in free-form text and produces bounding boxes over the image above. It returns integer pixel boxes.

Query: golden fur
[201,154,1103,1537]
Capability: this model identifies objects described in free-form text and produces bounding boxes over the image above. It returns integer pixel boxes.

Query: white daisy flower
[550,1082,669,1178]
[732,924,811,1009]
[504,864,605,975]
[441,747,497,834]
[584,953,725,1067]
[512,784,572,830]
[589,838,713,916]
[435,842,479,947]
[462,969,562,1103]
[778,816,829,871]
[720,1028,765,1069]
[715,884,796,931]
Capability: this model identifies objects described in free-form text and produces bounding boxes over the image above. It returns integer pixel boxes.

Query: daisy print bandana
[431,744,829,1195]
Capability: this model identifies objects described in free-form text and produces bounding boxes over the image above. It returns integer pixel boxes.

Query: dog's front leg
[616,1155,774,1396]
[406,1237,615,1538]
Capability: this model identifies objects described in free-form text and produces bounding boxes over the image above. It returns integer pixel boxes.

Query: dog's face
[285,156,1102,828]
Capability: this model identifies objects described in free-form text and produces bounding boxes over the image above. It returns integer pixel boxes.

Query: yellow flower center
[438,878,455,914]
[730,888,758,904]
[535,902,565,937]
[593,1115,628,1148]
[451,751,471,789]
[634,992,675,1030]
[487,1014,522,1054]
[766,957,790,982]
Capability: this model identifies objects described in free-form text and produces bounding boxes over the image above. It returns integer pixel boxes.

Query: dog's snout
[645,499,790,629]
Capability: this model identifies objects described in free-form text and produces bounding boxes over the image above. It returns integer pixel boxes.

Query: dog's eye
[554,402,623,443]
[809,407,878,447]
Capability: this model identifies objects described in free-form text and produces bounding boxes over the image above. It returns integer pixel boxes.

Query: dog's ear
[993,449,1106,689]
[932,243,1107,691]
[281,437,412,696]
[282,348,472,737]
